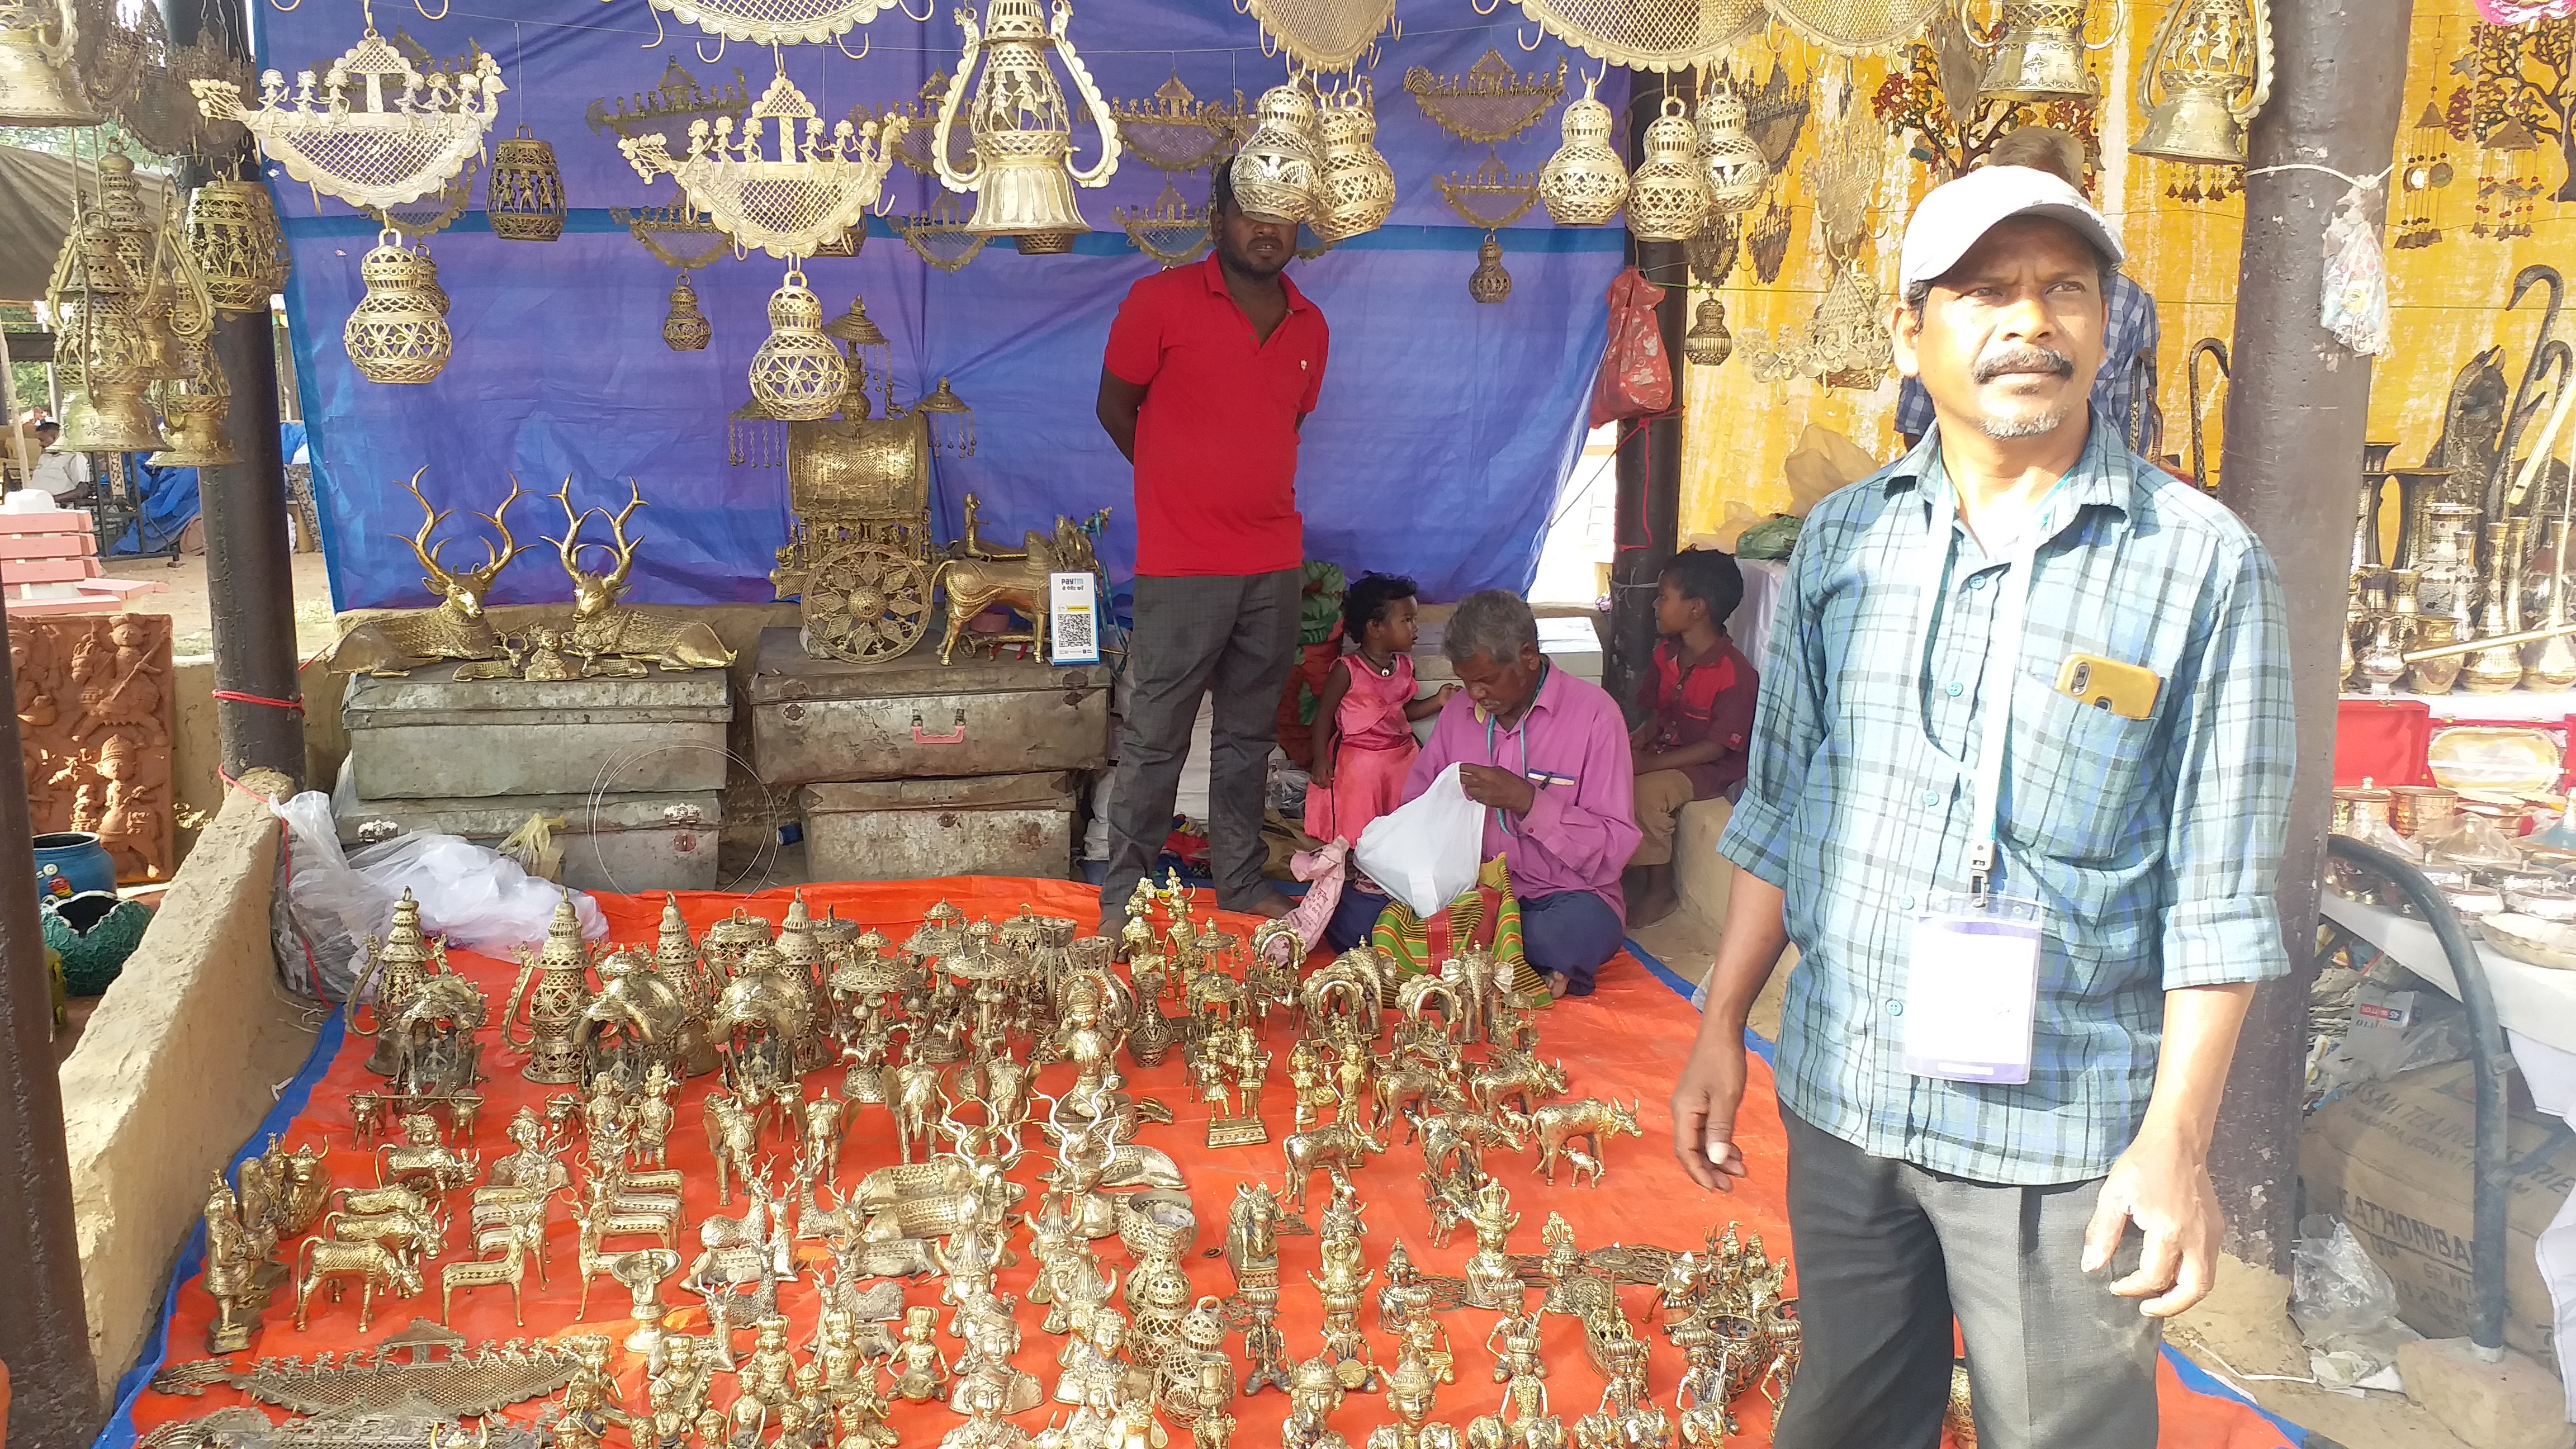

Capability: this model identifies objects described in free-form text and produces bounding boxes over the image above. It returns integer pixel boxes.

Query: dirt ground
[100,546,338,660]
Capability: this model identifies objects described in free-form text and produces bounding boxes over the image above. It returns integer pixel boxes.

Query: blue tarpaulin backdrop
[258,0,1626,612]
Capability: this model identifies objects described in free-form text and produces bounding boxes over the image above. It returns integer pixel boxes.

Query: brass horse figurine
[931,510,1105,665]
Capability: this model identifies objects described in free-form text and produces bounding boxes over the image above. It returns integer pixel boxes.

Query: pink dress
[1305,652,1420,845]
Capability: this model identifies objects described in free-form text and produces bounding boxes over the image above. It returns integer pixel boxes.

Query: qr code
[1056,610,1096,659]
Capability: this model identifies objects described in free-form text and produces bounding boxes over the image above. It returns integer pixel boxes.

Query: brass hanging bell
[934,0,1123,242]
[343,230,452,385]
[148,335,235,468]
[1693,79,1769,217]
[1310,80,1395,244]
[662,272,711,352]
[1468,233,1511,305]
[1974,0,2099,105]
[1538,72,1627,226]
[0,4,101,126]
[1684,297,1734,368]
[1232,83,1323,225]
[747,267,849,422]
[186,178,292,314]
[2131,0,2272,169]
[487,125,567,242]
[50,193,167,453]
[1626,96,1711,243]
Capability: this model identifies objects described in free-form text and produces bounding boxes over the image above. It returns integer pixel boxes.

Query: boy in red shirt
[1627,548,1759,928]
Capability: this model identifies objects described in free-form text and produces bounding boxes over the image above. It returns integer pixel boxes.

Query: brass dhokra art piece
[1116,183,1213,270]
[0,0,100,126]
[1406,49,1564,147]
[51,148,172,453]
[1244,0,1398,74]
[328,474,525,677]
[152,1318,583,1414]
[1538,72,1627,226]
[1624,96,1712,242]
[638,0,908,48]
[1109,73,1243,174]
[1969,0,2102,105]
[191,12,506,212]
[933,0,1125,252]
[750,268,852,422]
[587,57,749,146]
[486,126,568,242]
[932,499,1106,665]
[1692,75,1770,216]
[343,231,453,386]
[11,613,176,882]
[2132,0,2272,178]
[186,176,293,315]
[620,67,902,261]
[771,404,938,665]
[443,479,733,681]
[1311,79,1396,244]
[504,898,602,1085]
[1232,81,1324,226]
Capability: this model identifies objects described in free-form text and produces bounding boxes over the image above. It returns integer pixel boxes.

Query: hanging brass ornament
[1683,297,1733,368]
[1244,0,1398,75]
[1968,0,2102,105]
[897,191,991,272]
[149,332,234,468]
[343,230,452,386]
[1468,232,1512,305]
[1016,231,1079,255]
[1109,74,1244,174]
[186,178,292,314]
[749,267,849,423]
[932,0,1124,243]
[621,69,902,261]
[487,126,567,242]
[1230,82,1323,225]
[613,198,734,272]
[0,0,101,125]
[1538,72,1627,226]
[1115,182,1212,269]
[1626,96,1712,242]
[858,73,973,178]
[1310,79,1395,244]
[2395,97,2455,248]
[2132,0,2273,171]
[1692,78,1770,217]
[1435,152,1542,230]
[641,0,906,47]
[1405,48,1564,146]
[662,272,711,352]
[913,378,977,458]
[729,392,787,469]
[193,18,506,212]
[588,57,749,145]
[1503,0,1764,73]
[50,205,164,454]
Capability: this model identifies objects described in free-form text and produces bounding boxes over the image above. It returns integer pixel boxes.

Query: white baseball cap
[1897,165,2124,293]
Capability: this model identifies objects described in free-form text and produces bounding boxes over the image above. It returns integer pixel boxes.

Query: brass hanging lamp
[747,267,848,422]
[1969,0,2103,105]
[2131,0,2273,171]
[1538,72,1627,226]
[342,230,452,385]
[487,125,568,242]
[1467,232,1511,305]
[931,0,1123,244]
[1231,82,1323,225]
[1693,75,1770,217]
[148,335,234,468]
[0,0,101,125]
[661,272,711,352]
[50,157,165,454]
[1683,297,1734,368]
[1626,96,1711,242]
[1310,79,1395,244]
[185,176,292,314]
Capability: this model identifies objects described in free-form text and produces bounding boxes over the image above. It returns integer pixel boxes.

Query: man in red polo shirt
[1095,157,1329,930]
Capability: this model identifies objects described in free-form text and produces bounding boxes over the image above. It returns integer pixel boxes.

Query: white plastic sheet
[1354,763,1484,920]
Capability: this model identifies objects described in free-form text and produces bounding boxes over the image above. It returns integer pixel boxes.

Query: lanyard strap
[1909,456,2068,899]
[1482,662,1549,837]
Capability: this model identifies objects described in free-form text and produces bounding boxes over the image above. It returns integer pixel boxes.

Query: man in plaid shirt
[1669,165,2293,1448]
[1894,127,2162,456]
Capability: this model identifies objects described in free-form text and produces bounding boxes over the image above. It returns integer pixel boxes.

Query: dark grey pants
[1100,569,1301,919]
[1773,1109,2160,1449]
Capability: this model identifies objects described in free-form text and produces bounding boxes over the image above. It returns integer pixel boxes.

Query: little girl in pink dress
[1305,574,1457,845]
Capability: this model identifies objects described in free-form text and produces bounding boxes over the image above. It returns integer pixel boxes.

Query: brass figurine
[1521,1098,1643,1186]
[293,1235,425,1334]
[932,512,1105,665]
[1366,1356,1459,1449]
[500,898,599,1085]
[1281,1116,1388,1216]
[330,477,528,676]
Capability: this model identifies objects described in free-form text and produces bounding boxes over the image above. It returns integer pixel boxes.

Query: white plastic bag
[1355,763,1485,919]
[2320,183,2392,358]
[271,790,399,1001]
[348,831,607,954]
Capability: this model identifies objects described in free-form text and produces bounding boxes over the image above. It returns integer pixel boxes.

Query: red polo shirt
[1104,253,1328,577]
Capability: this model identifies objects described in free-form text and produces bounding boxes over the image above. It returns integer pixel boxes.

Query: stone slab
[747,628,1107,787]
[330,764,721,892]
[2395,1338,2575,1449]
[342,663,731,798]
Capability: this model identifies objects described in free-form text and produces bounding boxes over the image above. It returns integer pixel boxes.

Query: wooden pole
[1608,68,1692,705]
[2210,0,2416,1273]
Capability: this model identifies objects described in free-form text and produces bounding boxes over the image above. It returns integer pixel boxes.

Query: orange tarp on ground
[114,877,2297,1449]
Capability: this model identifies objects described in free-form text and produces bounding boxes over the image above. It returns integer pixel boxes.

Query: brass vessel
[1626,96,1710,242]
[1537,72,1626,226]
[501,898,599,1084]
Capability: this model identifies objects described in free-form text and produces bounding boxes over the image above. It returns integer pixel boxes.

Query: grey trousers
[1100,569,1301,918]
[1773,1109,2161,1449]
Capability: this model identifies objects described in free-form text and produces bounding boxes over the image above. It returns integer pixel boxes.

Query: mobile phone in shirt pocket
[2010,671,2160,864]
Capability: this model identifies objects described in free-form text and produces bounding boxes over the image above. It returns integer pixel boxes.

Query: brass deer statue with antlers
[543,480,735,676]
[326,471,528,676]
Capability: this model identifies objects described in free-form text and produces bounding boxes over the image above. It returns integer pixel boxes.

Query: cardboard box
[2300,1062,2576,1358]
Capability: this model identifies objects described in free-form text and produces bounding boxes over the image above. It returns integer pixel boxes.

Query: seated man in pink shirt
[1366,590,1641,998]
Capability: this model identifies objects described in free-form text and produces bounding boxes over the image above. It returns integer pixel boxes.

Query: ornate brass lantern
[1467,232,1510,305]
[1969,0,2102,105]
[0,0,101,126]
[1538,72,1627,226]
[186,178,291,314]
[770,409,937,664]
[343,230,452,386]
[748,268,849,422]
[1626,96,1711,242]
[932,0,1124,242]
[1692,78,1769,217]
[2132,0,2273,169]
[49,169,164,453]
[487,125,567,242]
[149,333,234,468]
[1683,297,1733,368]
[1310,80,1394,244]
[662,272,711,351]
[1231,82,1322,225]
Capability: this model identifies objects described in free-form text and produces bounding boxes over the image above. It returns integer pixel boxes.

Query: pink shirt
[1404,665,1641,916]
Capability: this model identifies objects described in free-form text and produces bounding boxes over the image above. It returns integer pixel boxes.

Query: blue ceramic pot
[33,832,116,903]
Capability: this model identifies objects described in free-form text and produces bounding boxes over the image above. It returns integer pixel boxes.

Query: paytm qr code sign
[1050,571,1100,665]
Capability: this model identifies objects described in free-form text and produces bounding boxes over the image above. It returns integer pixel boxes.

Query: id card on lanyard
[1901,459,2060,1087]
[1479,662,1550,838]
